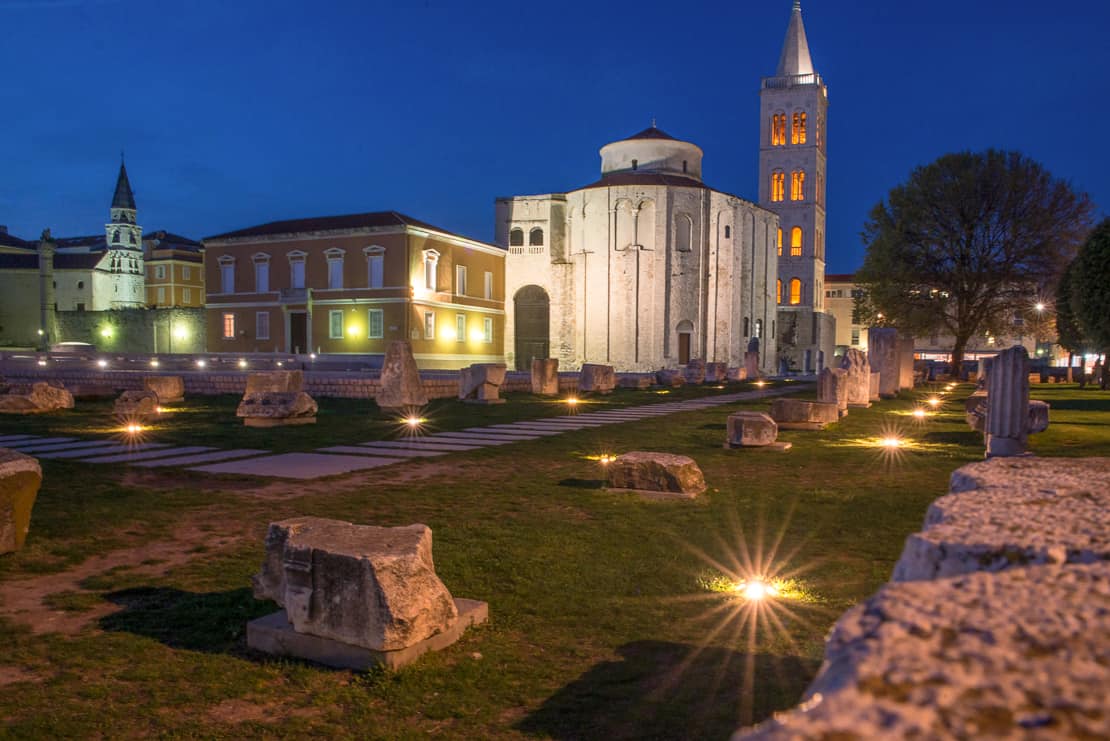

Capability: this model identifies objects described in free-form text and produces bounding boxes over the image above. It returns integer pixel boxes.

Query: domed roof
[598,125,703,181]
[621,125,679,142]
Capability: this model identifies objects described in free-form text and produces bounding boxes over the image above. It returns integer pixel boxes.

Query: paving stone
[359,439,486,451]
[3,437,77,450]
[431,431,541,442]
[318,446,418,458]
[39,443,172,460]
[190,452,401,479]
[80,446,216,464]
[463,427,562,437]
[131,449,268,467]
[6,439,119,455]
[352,445,447,458]
[0,435,37,444]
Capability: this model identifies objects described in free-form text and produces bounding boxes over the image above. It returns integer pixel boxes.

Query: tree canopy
[1070,219,1110,353]
[856,150,1093,371]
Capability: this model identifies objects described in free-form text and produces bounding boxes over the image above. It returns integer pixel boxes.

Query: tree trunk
[1067,352,1074,383]
[950,336,969,378]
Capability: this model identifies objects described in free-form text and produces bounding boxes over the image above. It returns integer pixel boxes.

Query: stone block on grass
[683,359,706,384]
[606,452,706,500]
[705,362,728,383]
[617,374,652,389]
[578,364,615,394]
[0,449,43,554]
[770,398,839,430]
[0,382,74,415]
[113,390,159,418]
[143,375,184,403]
[726,412,786,449]
[530,359,559,395]
[655,369,686,388]
[839,348,871,408]
[377,341,428,411]
[817,367,849,417]
[237,391,317,427]
[458,363,507,404]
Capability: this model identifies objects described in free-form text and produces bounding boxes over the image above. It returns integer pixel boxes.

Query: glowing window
[456,264,467,295]
[368,309,384,339]
[777,279,782,304]
[771,171,785,202]
[422,249,439,291]
[789,278,802,305]
[529,228,544,246]
[483,317,493,343]
[791,227,803,256]
[792,111,807,144]
[424,311,435,340]
[771,113,786,146]
[222,312,235,339]
[456,313,466,343]
[329,310,344,339]
[777,227,783,256]
[790,170,805,201]
[509,228,524,246]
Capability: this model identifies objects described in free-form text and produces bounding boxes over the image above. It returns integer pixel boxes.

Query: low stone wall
[735,456,1110,739]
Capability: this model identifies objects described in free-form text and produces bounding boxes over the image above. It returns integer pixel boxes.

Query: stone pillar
[36,230,58,349]
[867,327,899,397]
[977,356,994,389]
[985,346,1029,458]
[530,358,558,395]
[897,336,916,390]
[744,351,759,380]
[869,371,881,401]
[839,348,871,408]
[818,367,848,417]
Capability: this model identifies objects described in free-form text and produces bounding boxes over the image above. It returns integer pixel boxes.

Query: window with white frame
[329,310,344,339]
[183,287,192,304]
[456,313,466,342]
[456,265,467,296]
[218,256,235,294]
[256,311,270,339]
[154,265,166,280]
[423,249,439,291]
[483,317,493,343]
[326,248,345,289]
[222,312,235,339]
[368,308,383,339]
[484,271,493,299]
[288,251,306,289]
[253,254,270,293]
[424,311,435,339]
[364,246,385,288]
[183,265,191,280]
[156,287,165,304]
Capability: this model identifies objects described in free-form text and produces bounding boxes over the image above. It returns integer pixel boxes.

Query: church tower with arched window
[759,1,834,372]
[103,159,145,307]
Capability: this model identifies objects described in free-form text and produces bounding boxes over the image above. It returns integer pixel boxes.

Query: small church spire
[111,159,136,212]
[776,0,815,77]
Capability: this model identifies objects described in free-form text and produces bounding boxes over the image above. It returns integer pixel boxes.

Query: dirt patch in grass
[0,666,44,687]
[206,697,323,725]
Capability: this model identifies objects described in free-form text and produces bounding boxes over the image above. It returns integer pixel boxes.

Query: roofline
[205,223,505,258]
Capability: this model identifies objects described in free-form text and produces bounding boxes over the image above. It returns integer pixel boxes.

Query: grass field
[0,381,1105,739]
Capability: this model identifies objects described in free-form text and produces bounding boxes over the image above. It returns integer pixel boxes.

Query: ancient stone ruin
[530,358,559,396]
[705,362,728,383]
[725,412,788,450]
[377,340,428,411]
[0,382,75,415]
[617,375,652,389]
[985,345,1029,457]
[0,449,43,555]
[605,452,706,500]
[655,369,686,388]
[817,367,848,418]
[684,359,707,384]
[143,375,185,404]
[770,398,839,430]
[113,389,159,418]
[458,363,507,404]
[839,348,871,408]
[744,350,760,380]
[248,517,487,669]
[578,364,616,394]
[236,370,318,427]
[867,327,899,398]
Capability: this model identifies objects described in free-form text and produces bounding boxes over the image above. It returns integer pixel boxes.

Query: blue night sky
[1,0,1107,274]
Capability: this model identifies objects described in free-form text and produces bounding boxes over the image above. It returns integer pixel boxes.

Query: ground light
[565,397,579,407]
[238,359,248,369]
[927,397,941,408]
[196,359,206,369]
[97,359,107,368]
[37,359,46,367]
[911,408,928,419]
[150,359,159,368]
[124,423,144,435]
[736,578,779,601]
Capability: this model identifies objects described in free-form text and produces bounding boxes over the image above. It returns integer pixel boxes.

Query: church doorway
[289,311,308,354]
[676,320,694,365]
[514,285,550,370]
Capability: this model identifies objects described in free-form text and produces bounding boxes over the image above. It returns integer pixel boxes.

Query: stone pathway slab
[0,435,38,444]
[4,437,77,450]
[131,449,268,468]
[39,443,172,460]
[12,440,123,455]
[189,452,400,479]
[318,446,423,458]
[359,439,485,451]
[80,446,217,464]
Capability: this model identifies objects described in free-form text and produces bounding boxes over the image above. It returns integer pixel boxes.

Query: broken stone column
[237,370,317,427]
[897,336,916,390]
[725,412,788,450]
[868,371,880,401]
[727,367,748,382]
[817,367,849,418]
[705,362,728,383]
[655,369,685,388]
[458,363,507,404]
[770,398,839,430]
[578,363,615,394]
[113,389,159,417]
[839,348,871,408]
[617,375,652,389]
[867,328,899,397]
[377,341,428,411]
[530,358,558,395]
[683,358,706,384]
[744,351,760,380]
[143,376,184,403]
[0,449,43,555]
[1028,399,1050,433]
[606,452,706,499]
[985,345,1029,458]
[248,517,488,670]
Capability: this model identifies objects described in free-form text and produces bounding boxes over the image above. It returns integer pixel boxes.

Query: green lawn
[0,382,1105,739]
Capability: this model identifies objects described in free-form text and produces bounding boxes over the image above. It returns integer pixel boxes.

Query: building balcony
[762,73,825,90]
[279,287,310,303]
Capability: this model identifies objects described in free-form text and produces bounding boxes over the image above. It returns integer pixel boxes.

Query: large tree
[856,150,1094,373]
[1070,219,1110,388]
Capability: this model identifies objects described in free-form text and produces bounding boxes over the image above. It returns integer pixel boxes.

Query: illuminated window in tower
[771,113,786,146]
[791,227,803,257]
[777,279,782,304]
[792,111,807,144]
[789,278,802,305]
[790,170,805,201]
[771,171,785,202]
[777,227,783,256]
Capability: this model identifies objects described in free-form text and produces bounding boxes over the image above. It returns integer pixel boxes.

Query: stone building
[497,127,779,374]
[760,1,836,372]
[825,273,867,351]
[202,211,505,366]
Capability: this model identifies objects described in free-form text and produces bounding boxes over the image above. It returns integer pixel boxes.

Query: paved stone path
[0,386,803,480]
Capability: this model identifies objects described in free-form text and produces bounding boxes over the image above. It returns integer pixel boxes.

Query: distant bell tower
[759,0,833,372]
[104,158,146,308]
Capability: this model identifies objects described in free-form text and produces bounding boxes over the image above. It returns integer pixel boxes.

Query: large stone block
[705,362,728,383]
[245,370,304,394]
[617,375,652,389]
[893,457,1110,582]
[378,341,428,410]
[0,382,74,415]
[1028,399,1050,433]
[735,563,1110,740]
[839,348,871,407]
[727,367,748,382]
[252,518,459,652]
[817,368,848,417]
[0,449,42,554]
[726,412,779,448]
[683,359,706,384]
[655,369,686,388]
[458,363,507,404]
[143,375,184,403]
[868,371,880,401]
[744,351,760,380]
[606,452,706,499]
[897,335,916,390]
[578,364,615,394]
[113,390,158,417]
[530,358,559,396]
[237,391,318,427]
[985,345,1029,457]
[867,327,899,397]
[770,398,839,430]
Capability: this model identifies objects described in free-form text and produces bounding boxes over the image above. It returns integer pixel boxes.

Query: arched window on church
[112,229,121,244]
[790,170,805,201]
[791,227,803,256]
[777,227,783,256]
[509,228,523,247]
[129,232,136,245]
[724,225,731,239]
[777,279,782,304]
[771,171,785,202]
[792,111,807,144]
[771,113,786,146]
[789,278,802,305]
[529,228,544,246]
[675,214,693,252]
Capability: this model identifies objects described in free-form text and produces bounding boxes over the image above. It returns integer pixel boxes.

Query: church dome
[599,126,704,181]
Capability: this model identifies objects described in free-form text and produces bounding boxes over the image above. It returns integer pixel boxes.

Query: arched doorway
[676,319,694,365]
[514,285,550,370]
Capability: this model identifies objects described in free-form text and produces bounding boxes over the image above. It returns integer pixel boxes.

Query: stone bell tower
[104,158,145,308]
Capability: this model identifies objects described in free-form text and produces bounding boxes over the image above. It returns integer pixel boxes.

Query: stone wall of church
[54,307,206,354]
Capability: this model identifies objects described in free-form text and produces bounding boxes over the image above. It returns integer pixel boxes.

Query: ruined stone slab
[113,390,158,417]
[252,518,459,652]
[735,563,1110,741]
[770,398,839,430]
[705,362,728,383]
[867,328,899,397]
[986,345,1029,457]
[0,382,74,414]
[1028,399,1050,433]
[892,457,1110,582]
[458,363,507,404]
[606,452,706,499]
[726,412,781,448]
[655,369,686,388]
[839,348,871,408]
[143,375,184,403]
[245,370,304,395]
[237,391,317,427]
[578,363,615,394]
[817,367,848,417]
[897,335,916,390]
[377,341,428,410]
[744,351,760,380]
[617,375,652,389]
[727,367,748,382]
[683,359,707,384]
[868,371,880,401]
[530,358,559,396]
[0,449,42,554]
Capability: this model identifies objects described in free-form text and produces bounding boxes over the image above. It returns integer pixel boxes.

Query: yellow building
[202,211,505,367]
[824,273,867,351]
[144,231,205,308]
